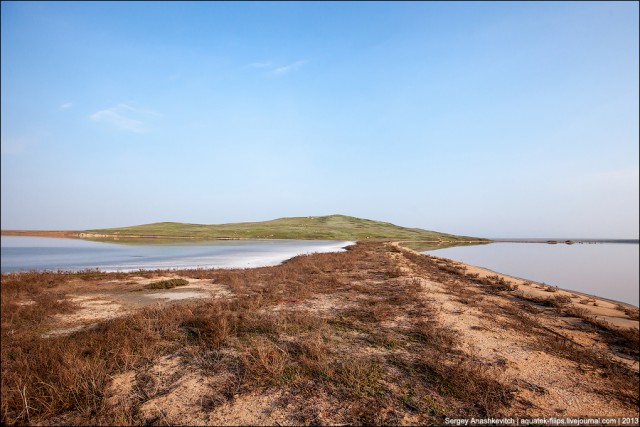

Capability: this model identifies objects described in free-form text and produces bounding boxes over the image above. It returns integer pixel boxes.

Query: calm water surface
[0,236,354,273]
[424,242,639,307]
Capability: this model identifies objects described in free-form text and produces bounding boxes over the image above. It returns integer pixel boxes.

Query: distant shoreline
[2,230,637,244]
[1,230,80,238]
[0,230,489,243]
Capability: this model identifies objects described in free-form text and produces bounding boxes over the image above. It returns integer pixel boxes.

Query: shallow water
[424,242,639,306]
[0,236,354,273]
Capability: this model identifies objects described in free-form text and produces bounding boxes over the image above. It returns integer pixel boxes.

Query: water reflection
[401,241,490,252]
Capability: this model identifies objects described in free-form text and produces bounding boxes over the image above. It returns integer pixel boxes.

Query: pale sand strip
[394,242,639,330]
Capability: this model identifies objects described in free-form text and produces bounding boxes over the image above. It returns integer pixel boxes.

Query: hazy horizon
[2,2,638,239]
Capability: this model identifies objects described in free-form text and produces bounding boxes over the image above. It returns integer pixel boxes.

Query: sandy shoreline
[400,242,639,309]
[457,261,639,310]
[394,243,638,330]
[1,230,270,240]
[433,254,638,329]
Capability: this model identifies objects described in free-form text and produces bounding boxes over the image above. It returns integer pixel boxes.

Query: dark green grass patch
[144,278,189,290]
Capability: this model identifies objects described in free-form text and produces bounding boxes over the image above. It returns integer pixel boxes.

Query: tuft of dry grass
[144,278,189,290]
[616,304,640,321]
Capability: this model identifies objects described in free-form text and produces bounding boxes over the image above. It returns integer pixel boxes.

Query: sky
[1,1,638,239]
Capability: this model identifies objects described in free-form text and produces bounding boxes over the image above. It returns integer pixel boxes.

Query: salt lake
[0,236,354,273]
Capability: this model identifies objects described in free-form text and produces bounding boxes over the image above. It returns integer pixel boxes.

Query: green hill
[82,214,484,241]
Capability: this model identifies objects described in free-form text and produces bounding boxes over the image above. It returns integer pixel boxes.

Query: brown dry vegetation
[2,242,639,425]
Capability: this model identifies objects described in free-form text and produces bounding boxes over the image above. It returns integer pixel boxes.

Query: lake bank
[2,241,637,425]
[417,249,639,327]
[418,241,639,307]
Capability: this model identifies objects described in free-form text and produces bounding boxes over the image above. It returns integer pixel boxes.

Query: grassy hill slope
[84,214,483,241]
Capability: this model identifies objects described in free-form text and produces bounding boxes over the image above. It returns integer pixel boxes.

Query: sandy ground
[43,247,635,339]
[42,277,232,337]
[19,242,639,425]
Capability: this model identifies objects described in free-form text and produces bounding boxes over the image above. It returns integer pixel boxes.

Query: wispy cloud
[246,59,309,75]
[90,104,159,133]
[272,60,307,75]
[59,102,73,111]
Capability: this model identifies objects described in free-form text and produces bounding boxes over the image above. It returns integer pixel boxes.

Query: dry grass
[616,304,640,321]
[2,242,638,425]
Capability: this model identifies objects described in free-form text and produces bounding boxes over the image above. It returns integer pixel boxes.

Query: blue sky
[1,1,638,238]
